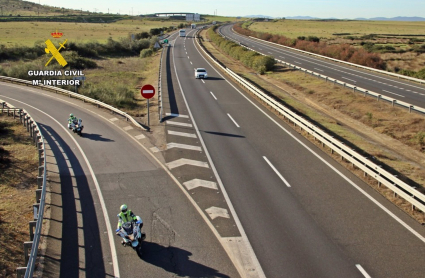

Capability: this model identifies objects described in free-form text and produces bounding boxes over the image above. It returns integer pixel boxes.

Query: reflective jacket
[117,210,136,228]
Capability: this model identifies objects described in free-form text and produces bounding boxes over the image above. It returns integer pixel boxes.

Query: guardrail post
[38,166,44,177]
[33,203,40,220]
[392,100,395,107]
[16,267,27,278]
[37,177,43,189]
[364,90,368,97]
[19,110,23,123]
[35,135,41,147]
[353,87,356,93]
[38,149,43,166]
[13,109,16,118]
[35,189,42,203]
[33,129,38,143]
[29,221,37,241]
[409,105,413,113]
[1,102,5,108]
[377,95,381,102]
[23,241,33,265]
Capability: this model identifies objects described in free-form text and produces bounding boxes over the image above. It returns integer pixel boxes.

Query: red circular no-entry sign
[141,84,155,99]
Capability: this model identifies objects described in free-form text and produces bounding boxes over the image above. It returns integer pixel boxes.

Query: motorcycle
[116,216,145,253]
[70,119,84,136]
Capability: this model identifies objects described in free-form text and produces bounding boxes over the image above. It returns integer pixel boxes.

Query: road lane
[0,82,240,278]
[168,27,425,277]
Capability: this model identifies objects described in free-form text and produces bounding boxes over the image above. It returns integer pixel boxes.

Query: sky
[27,0,425,19]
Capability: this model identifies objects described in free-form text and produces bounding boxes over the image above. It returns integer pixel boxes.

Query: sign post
[140,84,156,126]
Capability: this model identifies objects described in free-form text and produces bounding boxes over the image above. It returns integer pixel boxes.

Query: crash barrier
[218,27,425,115]
[0,76,146,131]
[195,29,425,214]
[158,42,164,122]
[0,101,47,278]
[227,25,425,85]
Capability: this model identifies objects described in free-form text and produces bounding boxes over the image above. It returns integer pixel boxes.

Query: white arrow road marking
[135,134,146,140]
[205,206,230,220]
[183,179,218,190]
[166,158,209,169]
[167,142,202,151]
[166,113,189,118]
[123,126,133,131]
[167,121,193,127]
[109,117,118,122]
[168,130,197,138]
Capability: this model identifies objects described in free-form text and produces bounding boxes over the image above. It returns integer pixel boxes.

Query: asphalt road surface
[164,27,425,278]
[219,24,425,110]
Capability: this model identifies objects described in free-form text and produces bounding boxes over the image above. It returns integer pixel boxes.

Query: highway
[219,24,425,109]
[1,25,425,278]
[162,27,425,277]
[0,82,239,277]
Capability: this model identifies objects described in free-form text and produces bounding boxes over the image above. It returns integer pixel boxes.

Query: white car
[195,68,208,79]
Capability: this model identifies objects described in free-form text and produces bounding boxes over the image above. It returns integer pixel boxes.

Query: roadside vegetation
[0,114,38,277]
[237,19,425,79]
[200,27,425,222]
[208,26,275,74]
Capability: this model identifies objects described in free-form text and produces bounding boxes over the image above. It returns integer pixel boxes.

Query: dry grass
[382,52,425,71]
[249,20,425,39]
[0,114,38,277]
[200,29,425,222]
[0,19,183,47]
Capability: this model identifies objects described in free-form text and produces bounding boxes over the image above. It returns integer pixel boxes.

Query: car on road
[195,68,208,79]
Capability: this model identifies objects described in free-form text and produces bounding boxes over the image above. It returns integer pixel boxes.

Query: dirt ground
[199,29,425,223]
[0,113,38,277]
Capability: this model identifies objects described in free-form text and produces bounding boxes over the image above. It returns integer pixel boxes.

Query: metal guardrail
[0,76,147,131]
[0,101,47,278]
[196,28,425,214]
[217,28,425,115]
[159,43,164,122]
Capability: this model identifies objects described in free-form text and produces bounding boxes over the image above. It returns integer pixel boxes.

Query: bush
[82,83,136,109]
[140,48,153,58]
[63,51,97,69]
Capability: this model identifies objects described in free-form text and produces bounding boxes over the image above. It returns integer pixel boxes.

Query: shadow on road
[202,77,224,81]
[165,46,180,115]
[139,241,230,278]
[79,132,114,142]
[203,130,245,138]
[39,123,108,278]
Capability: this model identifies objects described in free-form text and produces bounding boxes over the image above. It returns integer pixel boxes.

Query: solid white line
[383,90,405,97]
[342,77,357,83]
[0,95,120,277]
[168,130,197,138]
[165,113,189,118]
[263,156,291,187]
[193,35,425,246]
[201,79,205,84]
[227,113,240,128]
[210,91,217,100]
[356,264,372,278]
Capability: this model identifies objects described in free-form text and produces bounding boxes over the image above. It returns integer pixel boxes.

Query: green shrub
[140,48,153,58]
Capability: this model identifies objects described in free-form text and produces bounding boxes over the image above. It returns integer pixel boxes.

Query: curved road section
[220,24,425,109]
[164,27,425,278]
[0,82,239,277]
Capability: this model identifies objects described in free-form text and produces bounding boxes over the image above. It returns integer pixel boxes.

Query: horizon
[23,0,425,19]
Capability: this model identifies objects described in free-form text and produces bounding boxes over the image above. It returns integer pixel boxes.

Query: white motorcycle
[68,119,84,136]
[116,216,145,253]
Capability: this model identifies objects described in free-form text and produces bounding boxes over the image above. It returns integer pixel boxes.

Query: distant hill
[242,15,425,21]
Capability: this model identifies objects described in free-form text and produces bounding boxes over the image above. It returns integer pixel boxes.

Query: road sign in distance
[141,84,155,99]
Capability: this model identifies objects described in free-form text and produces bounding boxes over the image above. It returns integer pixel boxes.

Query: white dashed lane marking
[227,113,240,128]
[210,91,217,100]
[123,126,133,131]
[383,90,405,97]
[201,79,205,84]
[263,156,291,187]
[135,134,146,140]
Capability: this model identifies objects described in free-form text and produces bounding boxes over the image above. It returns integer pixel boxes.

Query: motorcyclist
[68,113,78,129]
[116,204,140,233]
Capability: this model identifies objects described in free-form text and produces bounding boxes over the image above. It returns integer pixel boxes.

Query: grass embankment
[0,114,38,277]
[242,19,425,76]
[0,19,176,117]
[199,28,425,222]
